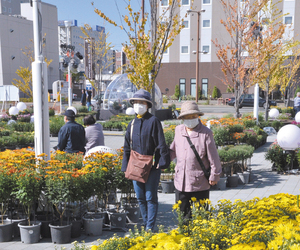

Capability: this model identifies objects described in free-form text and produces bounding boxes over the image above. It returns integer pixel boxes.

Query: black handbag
[186,136,211,181]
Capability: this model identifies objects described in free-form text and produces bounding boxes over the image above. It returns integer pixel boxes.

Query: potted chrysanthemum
[44,151,84,244]
[13,153,44,244]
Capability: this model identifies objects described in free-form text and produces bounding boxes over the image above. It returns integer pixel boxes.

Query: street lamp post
[187,9,205,103]
[64,20,72,107]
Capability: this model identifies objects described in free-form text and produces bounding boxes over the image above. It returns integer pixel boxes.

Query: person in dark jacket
[81,89,86,106]
[122,89,170,231]
[57,110,86,153]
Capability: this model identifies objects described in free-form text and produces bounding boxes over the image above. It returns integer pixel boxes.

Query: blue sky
[43,0,151,51]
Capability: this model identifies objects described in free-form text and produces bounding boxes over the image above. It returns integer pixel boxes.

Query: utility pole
[32,0,50,160]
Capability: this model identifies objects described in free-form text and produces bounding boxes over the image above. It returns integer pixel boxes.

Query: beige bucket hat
[177,101,204,119]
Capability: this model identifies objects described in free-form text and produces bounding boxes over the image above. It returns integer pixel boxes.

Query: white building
[0,1,59,93]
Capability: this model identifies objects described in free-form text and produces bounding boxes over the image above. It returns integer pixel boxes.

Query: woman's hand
[209,180,217,186]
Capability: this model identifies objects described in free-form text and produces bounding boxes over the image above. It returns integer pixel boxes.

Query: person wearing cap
[170,101,222,219]
[122,89,170,232]
[57,109,86,153]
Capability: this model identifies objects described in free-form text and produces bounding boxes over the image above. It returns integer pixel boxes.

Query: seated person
[84,115,104,152]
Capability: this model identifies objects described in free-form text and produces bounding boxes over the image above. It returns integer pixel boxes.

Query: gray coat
[85,123,105,152]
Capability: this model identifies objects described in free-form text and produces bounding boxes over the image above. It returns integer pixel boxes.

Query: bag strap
[186,136,210,181]
[130,119,135,149]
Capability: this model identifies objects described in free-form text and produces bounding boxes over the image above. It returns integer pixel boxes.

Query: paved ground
[1,105,298,249]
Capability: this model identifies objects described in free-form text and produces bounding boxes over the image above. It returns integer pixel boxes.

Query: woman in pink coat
[170,101,222,218]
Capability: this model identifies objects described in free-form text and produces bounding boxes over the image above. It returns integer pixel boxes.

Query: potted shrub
[44,151,83,244]
[12,152,44,243]
[161,161,175,193]
[0,161,15,242]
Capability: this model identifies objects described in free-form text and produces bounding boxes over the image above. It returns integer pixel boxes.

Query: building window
[203,0,211,4]
[8,0,11,2]
[181,46,189,54]
[161,0,168,6]
[8,8,11,13]
[2,6,6,12]
[179,79,186,97]
[163,48,169,54]
[183,20,189,28]
[190,78,196,97]
[285,16,293,24]
[182,0,189,5]
[203,20,211,28]
[202,78,208,98]
[202,45,210,53]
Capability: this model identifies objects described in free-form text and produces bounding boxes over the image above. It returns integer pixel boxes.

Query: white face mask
[183,118,199,129]
[134,103,147,115]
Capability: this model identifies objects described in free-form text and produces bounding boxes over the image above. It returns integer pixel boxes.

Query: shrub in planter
[211,126,230,146]
[49,116,65,135]
[265,141,290,172]
[164,128,175,147]
[2,136,17,148]
[78,106,88,113]
[0,114,10,122]
[49,108,55,116]
[242,119,256,128]
[271,120,283,132]
[0,129,10,136]
[11,122,34,132]
[16,114,31,123]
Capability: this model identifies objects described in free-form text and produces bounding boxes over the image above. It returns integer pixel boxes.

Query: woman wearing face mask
[170,101,222,219]
[122,89,170,232]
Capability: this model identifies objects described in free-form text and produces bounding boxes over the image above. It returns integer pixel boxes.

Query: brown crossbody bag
[125,119,153,183]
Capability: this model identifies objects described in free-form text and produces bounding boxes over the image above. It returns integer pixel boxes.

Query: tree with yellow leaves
[247,1,300,120]
[11,37,52,99]
[212,0,269,118]
[92,0,188,104]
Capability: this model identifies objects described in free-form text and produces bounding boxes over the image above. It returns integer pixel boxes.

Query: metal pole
[65,20,72,107]
[32,0,50,160]
[196,12,200,103]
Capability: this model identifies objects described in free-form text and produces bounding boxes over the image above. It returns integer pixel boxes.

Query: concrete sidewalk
[2,134,300,250]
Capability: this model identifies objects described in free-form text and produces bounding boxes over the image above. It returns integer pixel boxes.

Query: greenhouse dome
[103,74,162,110]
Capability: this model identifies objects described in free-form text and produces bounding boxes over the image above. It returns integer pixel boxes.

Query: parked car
[227,94,277,109]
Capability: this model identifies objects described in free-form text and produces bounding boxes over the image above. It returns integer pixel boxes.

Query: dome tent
[103,74,162,110]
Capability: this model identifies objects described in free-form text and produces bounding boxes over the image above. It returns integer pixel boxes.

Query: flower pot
[83,215,103,236]
[49,223,72,244]
[215,177,227,190]
[6,217,27,238]
[125,206,141,223]
[161,180,175,193]
[36,214,53,239]
[108,212,127,229]
[18,221,41,244]
[237,172,245,185]
[227,174,239,187]
[71,220,82,238]
[0,221,13,242]
[243,172,250,184]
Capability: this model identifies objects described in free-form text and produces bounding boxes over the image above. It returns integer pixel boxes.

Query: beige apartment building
[155,0,300,98]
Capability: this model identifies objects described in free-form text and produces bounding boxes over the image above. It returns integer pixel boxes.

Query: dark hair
[83,115,96,126]
[66,116,75,122]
